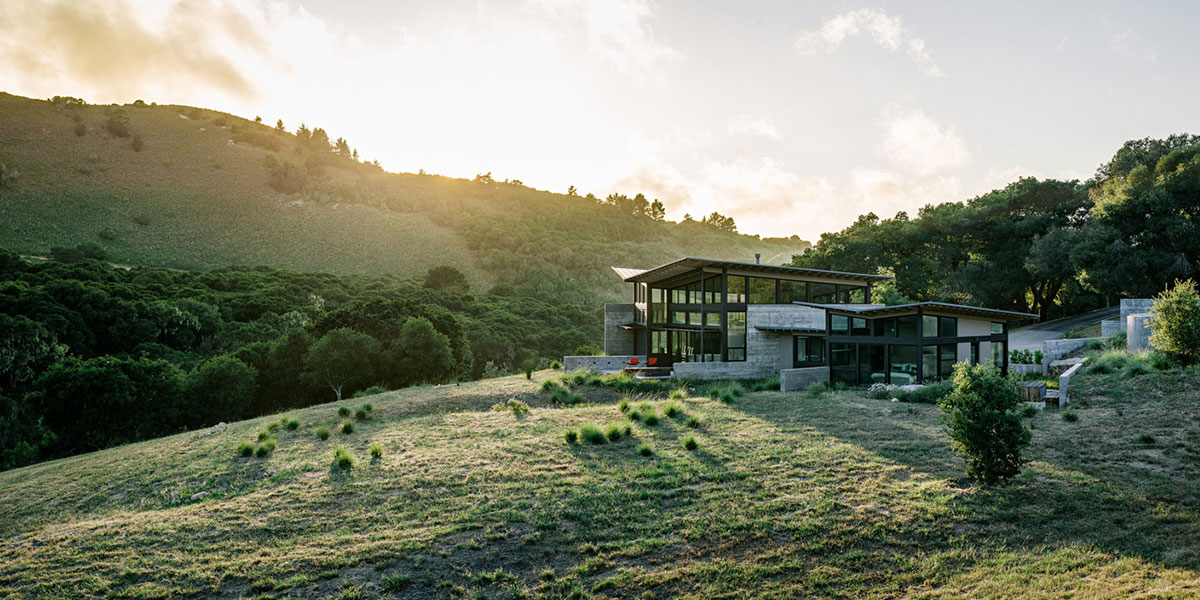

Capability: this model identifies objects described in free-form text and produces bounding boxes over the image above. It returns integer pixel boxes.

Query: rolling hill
[1,369,1197,598]
[0,93,808,299]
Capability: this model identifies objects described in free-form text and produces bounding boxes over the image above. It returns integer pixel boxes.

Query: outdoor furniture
[646,357,658,367]
[624,357,640,366]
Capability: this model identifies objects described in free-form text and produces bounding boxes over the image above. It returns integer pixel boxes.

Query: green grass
[1,371,1199,598]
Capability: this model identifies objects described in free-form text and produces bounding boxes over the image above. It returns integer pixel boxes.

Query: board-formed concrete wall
[1120,299,1155,323]
[604,304,637,356]
[744,304,828,374]
[563,355,640,373]
[1127,313,1153,352]
[1101,319,1122,338]
[1042,338,1091,371]
[780,367,830,391]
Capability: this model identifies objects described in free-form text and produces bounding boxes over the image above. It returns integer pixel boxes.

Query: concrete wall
[1127,313,1153,352]
[603,304,637,356]
[1042,338,1091,371]
[780,367,830,391]
[1010,364,1043,376]
[672,361,775,380]
[1058,362,1083,406]
[746,304,826,373]
[1101,319,1122,338]
[1120,299,1155,323]
[563,355,641,373]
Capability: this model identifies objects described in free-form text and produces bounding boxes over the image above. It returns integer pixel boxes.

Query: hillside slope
[1,371,1197,598]
[0,93,807,298]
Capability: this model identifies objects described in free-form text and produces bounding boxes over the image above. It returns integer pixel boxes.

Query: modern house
[566,257,1037,390]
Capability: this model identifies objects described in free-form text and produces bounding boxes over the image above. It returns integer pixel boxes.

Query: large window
[779,280,808,304]
[939,344,956,379]
[748,277,776,304]
[939,317,957,337]
[860,344,886,385]
[922,315,938,337]
[651,288,666,323]
[991,339,1005,366]
[990,322,1004,334]
[873,318,896,337]
[705,312,721,326]
[840,286,866,303]
[830,343,855,384]
[811,282,838,303]
[889,345,918,385]
[851,317,869,336]
[922,345,939,380]
[671,311,686,325]
[704,275,722,304]
[727,276,747,304]
[898,315,919,337]
[831,314,849,335]
[727,311,746,361]
[795,336,824,366]
[651,331,668,354]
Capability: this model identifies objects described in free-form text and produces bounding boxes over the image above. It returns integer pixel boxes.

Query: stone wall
[562,355,641,373]
[780,367,830,391]
[603,304,637,356]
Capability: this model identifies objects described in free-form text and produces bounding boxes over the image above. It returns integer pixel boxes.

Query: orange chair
[624,357,640,366]
[646,357,658,367]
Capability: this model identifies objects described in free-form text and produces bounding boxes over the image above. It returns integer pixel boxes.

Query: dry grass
[0,369,1198,598]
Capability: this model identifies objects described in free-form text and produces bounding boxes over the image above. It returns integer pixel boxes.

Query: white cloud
[879,106,970,175]
[851,167,962,219]
[726,115,782,139]
[1102,17,1156,62]
[795,8,942,77]
[533,0,680,72]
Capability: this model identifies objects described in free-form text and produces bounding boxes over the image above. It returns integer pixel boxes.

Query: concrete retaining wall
[603,304,637,355]
[1010,364,1043,376]
[1058,362,1083,406]
[1101,319,1122,338]
[1042,338,1093,372]
[1127,313,1153,352]
[1120,299,1155,323]
[780,367,830,391]
[563,355,641,373]
[672,361,775,380]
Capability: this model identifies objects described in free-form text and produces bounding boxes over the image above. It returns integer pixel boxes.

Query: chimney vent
[754,253,761,264]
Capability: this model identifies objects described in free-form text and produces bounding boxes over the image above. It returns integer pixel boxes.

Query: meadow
[1,368,1197,599]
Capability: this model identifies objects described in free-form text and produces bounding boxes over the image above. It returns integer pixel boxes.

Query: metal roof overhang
[793,301,1038,321]
[754,325,826,334]
[619,257,891,286]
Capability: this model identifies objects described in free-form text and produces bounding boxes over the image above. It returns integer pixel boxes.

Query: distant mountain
[0,93,807,299]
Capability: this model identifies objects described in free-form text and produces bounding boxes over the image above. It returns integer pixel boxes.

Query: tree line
[0,249,598,470]
[794,134,1200,320]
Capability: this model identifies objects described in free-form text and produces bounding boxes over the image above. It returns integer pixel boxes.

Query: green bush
[567,392,585,406]
[1021,405,1038,418]
[369,444,383,459]
[638,443,653,457]
[257,430,271,441]
[382,574,411,593]
[1137,433,1156,445]
[580,424,606,445]
[351,386,386,398]
[1149,279,1200,367]
[237,442,254,457]
[355,408,369,420]
[333,445,354,469]
[255,438,276,457]
[669,388,688,401]
[266,421,281,433]
[341,420,355,434]
[1062,411,1079,423]
[643,412,660,426]
[664,401,681,417]
[627,408,642,422]
[605,424,622,442]
[685,416,701,429]
[564,429,578,444]
[521,358,536,380]
[541,379,562,392]
[940,363,1030,485]
[550,387,570,405]
[283,417,301,430]
[572,343,602,356]
[617,397,631,413]
[549,360,562,370]
[315,426,330,440]
[338,406,351,418]
[806,381,829,397]
[682,435,698,451]
[902,380,953,404]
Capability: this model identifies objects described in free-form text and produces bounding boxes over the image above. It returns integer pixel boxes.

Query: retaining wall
[780,367,831,391]
[1042,338,1093,372]
[1100,319,1122,338]
[1127,313,1153,352]
[562,355,641,373]
[1058,362,1083,406]
[603,304,637,355]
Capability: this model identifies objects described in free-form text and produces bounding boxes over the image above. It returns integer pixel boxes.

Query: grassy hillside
[0,93,806,298]
[1,370,1197,598]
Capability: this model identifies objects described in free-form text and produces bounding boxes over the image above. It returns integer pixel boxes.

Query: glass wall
[748,277,776,304]
[811,282,838,303]
[922,345,938,380]
[860,344,886,385]
[830,343,855,384]
[794,336,824,366]
[726,276,747,303]
[898,315,918,337]
[780,280,807,304]
[922,315,938,337]
[889,345,918,385]
[727,311,746,361]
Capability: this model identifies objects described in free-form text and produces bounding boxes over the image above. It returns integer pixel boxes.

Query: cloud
[0,0,269,103]
[533,0,679,72]
[851,167,962,219]
[726,115,782,139]
[879,106,970,175]
[794,8,942,77]
[1102,17,1156,62]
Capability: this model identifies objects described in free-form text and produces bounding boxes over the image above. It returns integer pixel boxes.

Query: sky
[1,0,1198,241]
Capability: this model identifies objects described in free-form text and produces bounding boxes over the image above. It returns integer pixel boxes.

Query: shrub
[284,417,300,430]
[1062,411,1079,423]
[550,387,570,405]
[256,438,276,457]
[940,363,1031,485]
[1149,350,1177,371]
[237,442,254,457]
[104,110,131,137]
[1137,433,1156,445]
[1033,350,1044,364]
[363,403,373,412]
[257,430,271,441]
[316,426,331,440]
[669,388,688,401]
[1149,279,1200,368]
[716,388,736,403]
[580,424,606,445]
[549,360,562,370]
[352,387,386,398]
[333,445,354,469]
[748,377,779,392]
[638,443,653,457]
[622,423,632,437]
[685,416,701,429]
[682,435,698,451]
[338,406,351,417]
[355,408,369,421]
[903,380,954,404]
[627,409,642,422]
[1021,405,1038,418]
[568,392,585,406]
[507,399,530,415]
[369,444,383,459]
[541,379,562,392]
[664,402,681,417]
[605,424,622,442]
[643,412,660,426]
[521,358,536,380]
[1120,360,1153,379]
[617,397,631,413]
[572,343,603,356]
[806,381,829,397]
[564,429,578,444]
[832,381,848,391]
[382,574,411,593]
[341,420,355,434]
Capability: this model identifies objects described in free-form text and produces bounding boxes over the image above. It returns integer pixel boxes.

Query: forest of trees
[793,134,1200,320]
[0,249,597,470]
